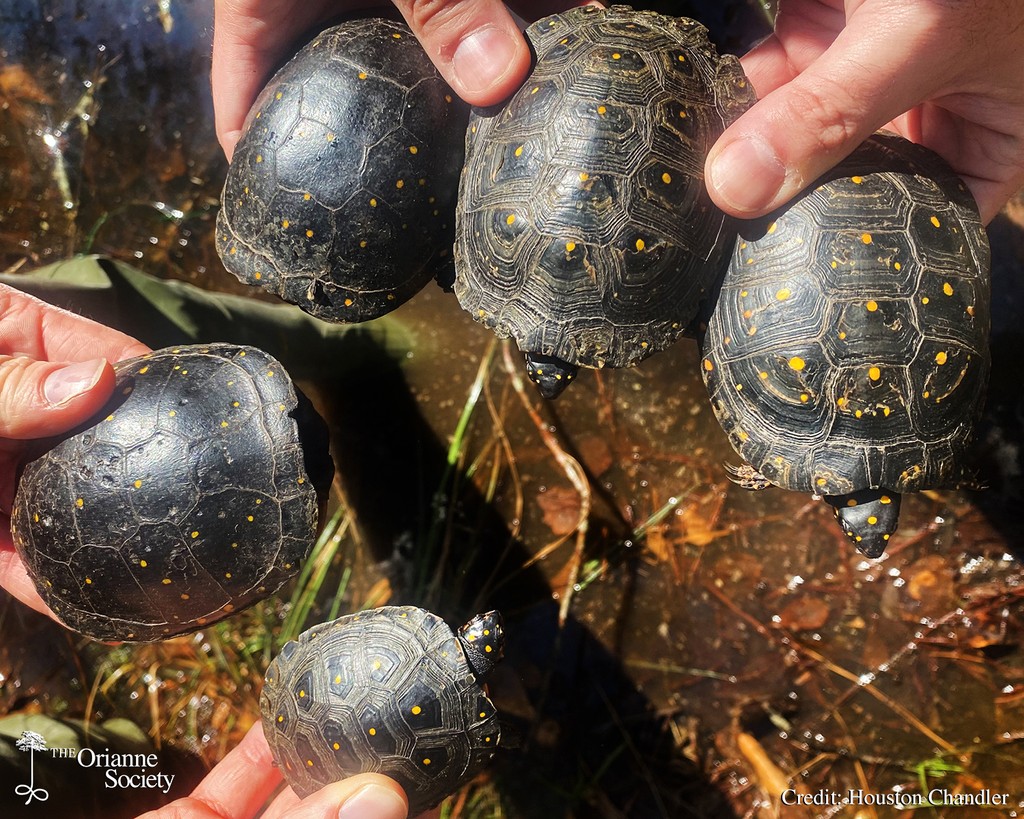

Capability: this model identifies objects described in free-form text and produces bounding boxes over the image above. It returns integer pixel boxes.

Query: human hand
[138,723,418,819]
[0,284,149,617]
[706,0,1024,223]
[211,0,549,160]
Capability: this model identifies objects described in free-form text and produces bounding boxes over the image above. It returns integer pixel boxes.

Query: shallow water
[2,2,1023,816]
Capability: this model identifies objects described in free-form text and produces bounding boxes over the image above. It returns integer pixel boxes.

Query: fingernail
[452,26,519,98]
[337,783,408,819]
[708,136,788,213]
[43,359,106,407]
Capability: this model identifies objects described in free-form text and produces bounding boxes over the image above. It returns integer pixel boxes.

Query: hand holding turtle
[707,0,1024,223]
[0,284,148,617]
[138,723,417,819]
[211,0,534,160]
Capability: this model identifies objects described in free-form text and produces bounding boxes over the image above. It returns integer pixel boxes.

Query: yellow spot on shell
[281,219,289,228]
[411,705,422,715]
[275,91,282,100]
[369,728,376,736]
[851,176,863,184]
[612,52,621,59]
[396,179,404,189]
[635,238,645,251]
[868,366,881,381]
[344,298,353,307]
[303,193,311,200]
[409,146,418,154]
[837,397,847,407]
[943,282,954,296]
[369,198,377,207]
[922,296,930,304]
[566,241,576,252]
[506,214,515,225]
[935,351,948,365]
[662,172,672,184]
[139,365,149,374]
[930,215,941,227]
[788,356,806,371]
[514,145,523,157]
[767,221,778,234]
[255,155,262,163]
[133,479,143,489]
[76,498,84,508]
[306,229,313,238]
[758,371,768,380]
[867,515,878,525]
[880,495,892,504]
[423,758,432,765]
[162,578,171,585]
[861,233,873,244]
[776,288,791,301]
[85,577,92,584]
[221,421,229,428]
[703,358,714,371]
[800,393,809,402]
[597,105,607,115]
[866,300,878,312]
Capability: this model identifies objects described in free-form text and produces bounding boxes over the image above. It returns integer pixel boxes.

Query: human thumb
[391,0,531,106]
[279,774,410,819]
[705,8,946,217]
[0,355,116,440]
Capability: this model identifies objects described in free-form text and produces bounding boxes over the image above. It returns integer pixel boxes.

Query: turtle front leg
[825,489,901,559]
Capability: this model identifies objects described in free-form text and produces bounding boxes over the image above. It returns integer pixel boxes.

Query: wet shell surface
[701,133,991,556]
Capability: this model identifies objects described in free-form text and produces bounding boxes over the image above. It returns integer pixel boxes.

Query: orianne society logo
[14,729,176,806]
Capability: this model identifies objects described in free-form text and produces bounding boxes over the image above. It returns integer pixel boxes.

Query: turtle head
[457,610,505,679]
[826,489,902,559]
[524,352,578,399]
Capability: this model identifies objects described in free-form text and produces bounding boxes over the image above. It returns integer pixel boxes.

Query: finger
[138,723,283,819]
[0,355,116,440]
[267,775,409,819]
[706,6,949,217]
[391,0,533,106]
[0,283,149,363]
[0,537,52,617]
[211,1,326,160]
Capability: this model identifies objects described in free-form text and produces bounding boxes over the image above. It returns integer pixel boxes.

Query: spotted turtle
[700,133,991,557]
[10,343,332,641]
[216,17,468,321]
[261,605,503,814]
[455,4,755,397]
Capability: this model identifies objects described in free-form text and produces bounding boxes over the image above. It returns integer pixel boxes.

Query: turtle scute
[701,132,991,556]
[216,17,469,322]
[10,343,333,641]
[260,605,504,815]
[454,4,756,397]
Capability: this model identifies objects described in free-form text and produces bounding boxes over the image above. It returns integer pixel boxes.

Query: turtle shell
[261,606,502,815]
[216,17,468,321]
[10,344,332,641]
[455,5,755,375]
[701,133,991,498]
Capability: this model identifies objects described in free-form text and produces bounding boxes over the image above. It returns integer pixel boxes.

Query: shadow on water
[3,0,1024,817]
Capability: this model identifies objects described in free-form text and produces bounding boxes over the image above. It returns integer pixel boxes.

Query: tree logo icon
[15,730,50,804]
